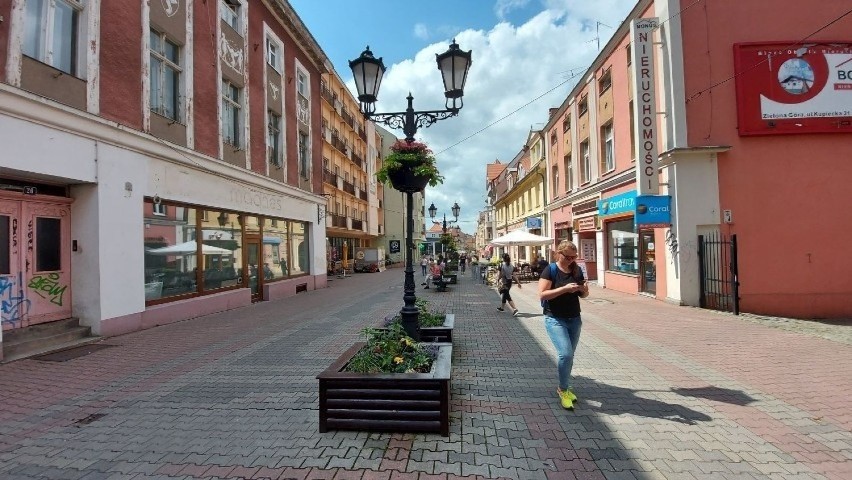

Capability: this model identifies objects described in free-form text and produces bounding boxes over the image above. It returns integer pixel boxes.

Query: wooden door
[0,200,26,329]
[21,202,72,325]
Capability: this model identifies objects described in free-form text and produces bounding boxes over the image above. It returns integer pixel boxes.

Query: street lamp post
[428,202,460,257]
[350,41,472,340]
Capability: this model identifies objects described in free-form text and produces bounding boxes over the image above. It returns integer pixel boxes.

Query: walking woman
[496,253,521,315]
[538,240,589,410]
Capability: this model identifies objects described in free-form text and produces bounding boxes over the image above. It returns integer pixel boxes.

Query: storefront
[598,189,639,294]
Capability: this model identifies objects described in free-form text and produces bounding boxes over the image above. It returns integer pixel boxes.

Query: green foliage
[344,323,436,374]
[376,140,444,188]
[415,298,446,328]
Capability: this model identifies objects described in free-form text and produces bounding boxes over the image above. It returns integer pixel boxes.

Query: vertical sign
[630,17,660,195]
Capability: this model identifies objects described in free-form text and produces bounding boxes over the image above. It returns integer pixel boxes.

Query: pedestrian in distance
[496,253,521,315]
[420,256,428,276]
[538,240,589,410]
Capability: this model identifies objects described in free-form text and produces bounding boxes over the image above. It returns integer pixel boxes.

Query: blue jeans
[544,315,582,391]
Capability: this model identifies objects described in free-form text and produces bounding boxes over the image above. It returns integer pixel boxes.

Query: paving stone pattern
[0,268,849,480]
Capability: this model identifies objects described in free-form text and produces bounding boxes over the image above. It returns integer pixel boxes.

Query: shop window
[24,0,83,76]
[143,200,201,302]
[290,221,310,275]
[263,220,289,280]
[607,219,638,274]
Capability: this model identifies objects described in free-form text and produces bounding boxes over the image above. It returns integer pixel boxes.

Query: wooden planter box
[420,313,454,343]
[317,342,452,436]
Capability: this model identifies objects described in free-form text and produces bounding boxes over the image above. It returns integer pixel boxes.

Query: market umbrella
[146,241,232,256]
[489,229,553,247]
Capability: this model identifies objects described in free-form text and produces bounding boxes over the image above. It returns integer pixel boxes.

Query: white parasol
[146,241,232,256]
[489,229,553,247]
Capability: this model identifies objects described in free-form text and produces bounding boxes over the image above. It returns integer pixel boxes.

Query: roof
[486,161,506,182]
[428,222,444,233]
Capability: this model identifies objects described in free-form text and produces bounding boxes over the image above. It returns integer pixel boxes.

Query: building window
[23,0,82,76]
[550,132,557,145]
[221,80,242,147]
[580,141,590,184]
[297,71,307,97]
[266,37,279,71]
[298,131,309,178]
[551,165,559,196]
[220,0,240,30]
[601,123,614,173]
[607,218,638,274]
[629,101,636,161]
[267,111,282,167]
[626,43,632,66]
[564,154,573,192]
[578,95,588,116]
[150,30,182,122]
[598,68,612,93]
[152,202,167,216]
[562,116,571,133]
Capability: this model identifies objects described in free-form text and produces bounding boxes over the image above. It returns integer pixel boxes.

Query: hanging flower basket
[376,140,443,193]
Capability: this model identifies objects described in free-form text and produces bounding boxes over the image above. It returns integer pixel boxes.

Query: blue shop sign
[526,217,542,229]
[635,195,671,228]
[598,190,636,217]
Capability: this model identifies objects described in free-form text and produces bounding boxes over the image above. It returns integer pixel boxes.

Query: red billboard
[733,42,852,135]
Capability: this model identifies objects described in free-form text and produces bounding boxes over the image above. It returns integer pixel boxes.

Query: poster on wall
[733,42,852,135]
[580,239,596,262]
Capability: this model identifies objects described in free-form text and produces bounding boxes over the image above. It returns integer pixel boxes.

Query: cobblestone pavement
[0,269,849,480]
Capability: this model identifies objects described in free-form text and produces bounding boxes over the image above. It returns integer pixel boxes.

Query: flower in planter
[375,140,444,188]
[345,323,438,374]
[383,299,446,329]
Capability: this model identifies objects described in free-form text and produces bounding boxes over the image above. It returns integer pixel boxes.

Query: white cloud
[413,23,429,40]
[495,0,531,20]
[354,1,636,233]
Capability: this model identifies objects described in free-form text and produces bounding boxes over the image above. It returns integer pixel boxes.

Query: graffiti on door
[1,273,31,327]
[28,273,68,306]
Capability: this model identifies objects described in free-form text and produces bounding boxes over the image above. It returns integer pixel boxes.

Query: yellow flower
[403,337,414,347]
[393,356,404,364]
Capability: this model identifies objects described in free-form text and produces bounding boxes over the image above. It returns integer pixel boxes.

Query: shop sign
[598,190,636,218]
[630,17,660,195]
[635,194,671,228]
[733,42,852,135]
[526,217,542,229]
[577,217,596,232]
[389,240,401,253]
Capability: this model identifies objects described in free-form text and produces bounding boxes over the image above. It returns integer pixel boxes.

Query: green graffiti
[28,273,67,306]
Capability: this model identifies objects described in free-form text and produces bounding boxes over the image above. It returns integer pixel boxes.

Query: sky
[288,0,637,233]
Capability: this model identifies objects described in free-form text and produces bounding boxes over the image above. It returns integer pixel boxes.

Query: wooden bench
[433,275,450,292]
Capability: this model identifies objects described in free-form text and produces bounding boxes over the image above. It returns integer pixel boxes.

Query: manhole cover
[586,298,614,305]
[34,344,114,362]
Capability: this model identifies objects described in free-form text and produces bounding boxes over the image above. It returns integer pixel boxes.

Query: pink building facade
[545,0,852,318]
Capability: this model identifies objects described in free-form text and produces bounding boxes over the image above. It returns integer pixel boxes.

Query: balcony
[342,179,356,196]
[323,169,336,185]
[359,189,368,201]
[358,126,367,141]
[331,214,347,228]
[342,109,354,128]
[321,85,333,105]
[331,135,347,154]
[352,152,363,169]
[352,219,363,230]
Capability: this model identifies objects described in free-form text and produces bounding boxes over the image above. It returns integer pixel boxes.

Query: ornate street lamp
[428,202,460,234]
[350,41,472,339]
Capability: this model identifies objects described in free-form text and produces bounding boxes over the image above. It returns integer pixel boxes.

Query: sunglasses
[559,252,578,260]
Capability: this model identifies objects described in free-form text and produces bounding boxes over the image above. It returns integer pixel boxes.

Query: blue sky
[289,0,637,232]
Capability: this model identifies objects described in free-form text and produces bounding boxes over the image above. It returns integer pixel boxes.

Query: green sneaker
[557,388,574,410]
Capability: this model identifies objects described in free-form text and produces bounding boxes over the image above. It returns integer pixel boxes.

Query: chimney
[548,107,559,119]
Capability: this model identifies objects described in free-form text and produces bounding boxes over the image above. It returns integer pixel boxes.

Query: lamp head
[451,202,460,219]
[349,46,386,114]
[428,203,437,219]
[436,39,472,110]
